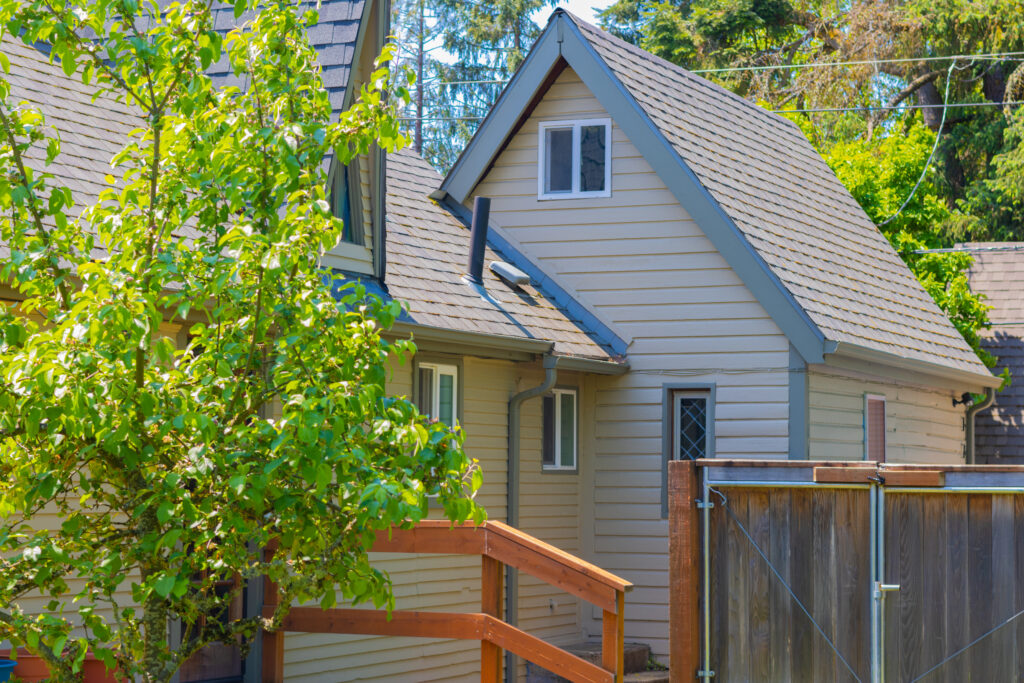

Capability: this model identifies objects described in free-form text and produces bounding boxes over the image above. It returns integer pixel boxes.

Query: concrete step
[624,671,670,683]
[524,641,660,682]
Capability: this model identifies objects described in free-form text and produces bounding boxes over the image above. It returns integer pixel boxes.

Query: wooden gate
[669,460,1024,683]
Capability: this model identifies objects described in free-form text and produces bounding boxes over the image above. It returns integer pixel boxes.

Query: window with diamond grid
[676,395,707,460]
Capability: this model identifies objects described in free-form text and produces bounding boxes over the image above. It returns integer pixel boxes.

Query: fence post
[668,460,701,682]
[481,555,503,683]
[261,542,284,683]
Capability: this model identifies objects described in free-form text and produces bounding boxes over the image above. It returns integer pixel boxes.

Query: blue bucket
[0,659,15,683]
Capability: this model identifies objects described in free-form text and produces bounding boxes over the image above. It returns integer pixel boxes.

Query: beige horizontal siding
[807,367,966,464]
[473,67,792,667]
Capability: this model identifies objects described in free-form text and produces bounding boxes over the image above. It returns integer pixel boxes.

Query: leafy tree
[821,119,1003,373]
[598,0,1024,232]
[0,0,482,680]
[601,0,1024,367]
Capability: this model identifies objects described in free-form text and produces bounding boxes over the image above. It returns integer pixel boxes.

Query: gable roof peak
[441,10,997,388]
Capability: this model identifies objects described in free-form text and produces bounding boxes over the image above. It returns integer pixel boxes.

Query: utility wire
[409,50,1024,87]
[878,60,962,226]
[397,99,1023,122]
[692,50,1024,74]
[779,100,1023,114]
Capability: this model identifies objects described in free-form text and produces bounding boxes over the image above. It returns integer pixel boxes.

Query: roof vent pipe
[466,196,491,284]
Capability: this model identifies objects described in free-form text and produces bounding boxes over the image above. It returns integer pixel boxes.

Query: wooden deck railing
[260,520,633,683]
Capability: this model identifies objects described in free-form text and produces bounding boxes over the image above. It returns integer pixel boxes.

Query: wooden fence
[669,460,1024,683]
[261,520,632,683]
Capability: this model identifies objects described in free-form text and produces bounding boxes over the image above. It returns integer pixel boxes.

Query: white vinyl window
[865,394,886,462]
[537,119,612,199]
[673,391,710,460]
[542,388,577,470]
[417,362,458,426]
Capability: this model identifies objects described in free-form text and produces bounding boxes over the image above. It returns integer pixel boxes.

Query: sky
[539,1,612,25]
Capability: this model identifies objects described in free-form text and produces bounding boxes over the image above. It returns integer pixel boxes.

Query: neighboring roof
[966,243,1024,461]
[206,0,367,113]
[385,148,620,362]
[440,9,996,386]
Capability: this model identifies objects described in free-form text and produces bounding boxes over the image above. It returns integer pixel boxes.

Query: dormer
[318,0,389,279]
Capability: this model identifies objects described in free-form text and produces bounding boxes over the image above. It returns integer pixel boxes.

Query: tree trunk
[415,0,424,154]
[917,80,943,130]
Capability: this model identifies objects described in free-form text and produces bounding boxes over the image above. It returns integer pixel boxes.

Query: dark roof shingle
[565,13,990,377]
[385,148,618,360]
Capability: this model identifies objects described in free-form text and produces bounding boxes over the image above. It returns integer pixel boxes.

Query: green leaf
[153,575,176,599]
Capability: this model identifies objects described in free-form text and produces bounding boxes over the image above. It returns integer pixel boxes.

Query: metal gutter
[826,341,1002,391]
[386,322,629,374]
[555,355,629,375]
[505,354,560,681]
[388,321,553,357]
[965,387,997,464]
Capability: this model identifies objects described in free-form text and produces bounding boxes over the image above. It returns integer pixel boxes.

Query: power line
[408,50,1024,87]
[691,50,1024,74]
[397,99,1024,122]
[778,100,1023,114]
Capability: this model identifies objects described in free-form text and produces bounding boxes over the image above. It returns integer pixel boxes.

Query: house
[1,1,1001,682]
[966,243,1024,464]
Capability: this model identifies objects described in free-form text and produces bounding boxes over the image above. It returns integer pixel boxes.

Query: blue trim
[439,12,828,364]
[788,344,808,460]
[440,197,628,356]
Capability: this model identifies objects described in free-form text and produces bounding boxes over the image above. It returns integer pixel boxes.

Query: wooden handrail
[262,521,631,683]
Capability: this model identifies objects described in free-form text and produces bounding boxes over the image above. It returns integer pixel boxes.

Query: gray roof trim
[389,321,551,359]
[440,11,827,364]
[555,355,630,375]
[439,195,630,356]
[827,342,1002,392]
[389,320,627,374]
[788,344,808,460]
[340,0,378,113]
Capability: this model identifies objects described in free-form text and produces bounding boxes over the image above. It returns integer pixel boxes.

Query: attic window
[537,119,611,199]
[329,162,363,244]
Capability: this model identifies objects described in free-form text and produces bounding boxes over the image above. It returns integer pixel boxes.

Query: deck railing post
[261,542,284,683]
[668,459,701,682]
[602,591,625,683]
[481,554,503,683]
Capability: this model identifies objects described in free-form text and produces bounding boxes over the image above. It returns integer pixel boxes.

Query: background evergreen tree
[392,0,557,171]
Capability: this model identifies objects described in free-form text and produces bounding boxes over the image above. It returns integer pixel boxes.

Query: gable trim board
[440,9,999,393]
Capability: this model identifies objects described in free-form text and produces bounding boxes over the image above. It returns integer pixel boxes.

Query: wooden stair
[525,642,669,683]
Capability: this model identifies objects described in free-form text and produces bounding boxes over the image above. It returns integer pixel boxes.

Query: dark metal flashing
[440,195,629,357]
[439,11,828,364]
[788,344,808,460]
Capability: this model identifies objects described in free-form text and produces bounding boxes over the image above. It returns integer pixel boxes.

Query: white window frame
[673,391,711,461]
[864,393,886,462]
[419,362,459,425]
[536,119,612,200]
[544,388,578,471]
